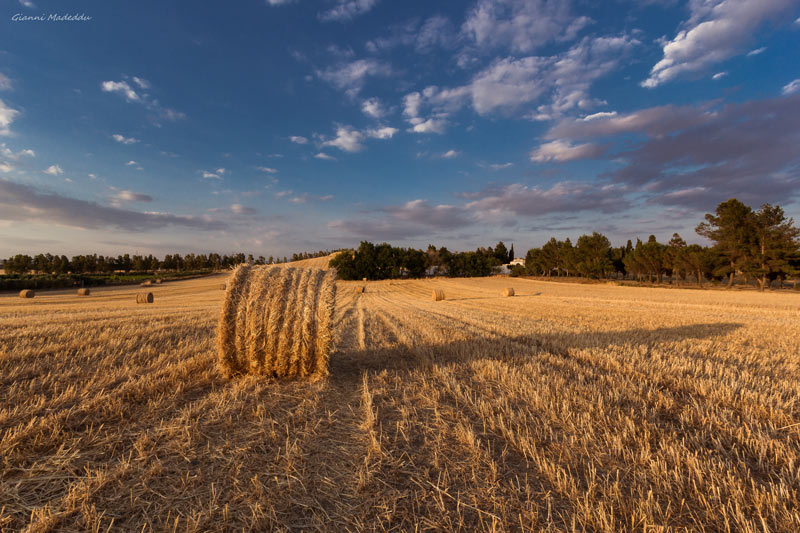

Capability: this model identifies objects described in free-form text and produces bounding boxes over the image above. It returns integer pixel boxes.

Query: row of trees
[1,251,312,275]
[523,200,800,290]
[329,241,515,280]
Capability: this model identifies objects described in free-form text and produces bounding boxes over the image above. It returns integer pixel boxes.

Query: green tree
[745,204,800,291]
[696,199,754,288]
[575,232,612,279]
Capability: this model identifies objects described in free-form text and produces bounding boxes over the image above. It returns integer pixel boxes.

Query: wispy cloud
[101,76,185,122]
[112,133,139,145]
[316,58,391,97]
[318,0,378,22]
[314,152,337,161]
[289,135,308,144]
[0,98,20,136]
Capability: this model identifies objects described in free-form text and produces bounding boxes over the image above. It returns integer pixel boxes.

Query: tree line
[524,199,799,290]
[329,241,515,280]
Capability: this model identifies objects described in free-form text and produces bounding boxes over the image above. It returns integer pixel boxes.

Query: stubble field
[1,267,799,532]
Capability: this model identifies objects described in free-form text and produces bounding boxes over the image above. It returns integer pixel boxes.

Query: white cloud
[402,34,637,131]
[441,149,460,159]
[366,126,398,139]
[0,73,12,91]
[101,80,141,103]
[18,0,36,8]
[488,162,513,169]
[256,166,278,173]
[215,168,227,175]
[125,160,137,166]
[230,203,257,215]
[101,77,184,122]
[361,97,386,118]
[321,126,364,152]
[201,170,222,179]
[114,190,153,202]
[642,0,795,88]
[783,79,800,95]
[530,140,603,162]
[0,162,12,173]
[289,135,308,144]
[0,98,20,136]
[1,143,35,160]
[266,0,294,5]
[712,71,727,80]
[111,133,139,145]
[44,164,63,176]
[316,58,391,97]
[318,0,378,22]
[747,46,767,56]
[582,111,617,121]
[462,0,591,54]
[314,152,337,161]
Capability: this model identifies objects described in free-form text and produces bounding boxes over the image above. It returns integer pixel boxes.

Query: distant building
[509,258,525,266]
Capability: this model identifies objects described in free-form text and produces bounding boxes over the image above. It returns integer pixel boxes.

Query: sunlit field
[1,267,799,531]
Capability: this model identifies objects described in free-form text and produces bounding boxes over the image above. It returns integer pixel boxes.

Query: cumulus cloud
[321,126,365,152]
[101,77,185,122]
[318,0,378,22]
[401,34,638,131]
[315,58,391,97]
[530,140,603,162]
[462,0,591,54]
[0,143,35,161]
[43,164,63,176]
[782,79,800,95]
[366,126,398,139]
[112,133,139,145]
[642,0,795,88]
[361,97,386,118]
[365,16,457,54]
[464,182,629,217]
[0,73,12,91]
[0,179,223,231]
[289,135,308,144]
[201,168,224,179]
[124,160,137,166]
[114,190,153,202]
[0,98,20,136]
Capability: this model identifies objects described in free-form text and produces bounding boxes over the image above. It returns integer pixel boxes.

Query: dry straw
[217,265,337,380]
[155,279,163,284]
[502,287,515,297]
[77,288,90,296]
[141,281,152,287]
[355,286,365,294]
[432,289,445,302]
[136,292,154,304]
[19,289,34,299]
[220,283,227,290]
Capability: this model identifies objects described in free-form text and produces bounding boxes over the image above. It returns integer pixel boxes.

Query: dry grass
[217,265,336,379]
[1,274,799,531]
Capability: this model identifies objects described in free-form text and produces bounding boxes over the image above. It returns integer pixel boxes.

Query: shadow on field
[329,322,743,383]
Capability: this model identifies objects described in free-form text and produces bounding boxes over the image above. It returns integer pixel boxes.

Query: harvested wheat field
[1,274,799,531]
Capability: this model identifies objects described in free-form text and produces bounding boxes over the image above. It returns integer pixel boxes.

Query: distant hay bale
[141,280,152,287]
[136,292,154,304]
[432,289,445,302]
[77,288,90,296]
[19,289,34,299]
[502,287,515,297]
[154,279,162,284]
[217,265,337,380]
[355,286,365,294]
[363,277,367,282]
[221,283,227,290]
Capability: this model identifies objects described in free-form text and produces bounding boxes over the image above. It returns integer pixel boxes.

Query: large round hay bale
[140,280,152,287]
[220,283,227,290]
[355,286,365,294]
[154,279,162,284]
[218,265,337,379]
[502,287,515,297]
[77,288,90,296]
[136,292,154,304]
[19,289,34,299]
[432,289,445,302]
[362,277,367,282]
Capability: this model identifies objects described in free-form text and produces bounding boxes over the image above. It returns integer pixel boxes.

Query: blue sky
[1,0,799,257]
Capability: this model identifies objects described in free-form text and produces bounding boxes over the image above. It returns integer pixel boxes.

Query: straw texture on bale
[220,283,227,290]
[502,287,515,297]
[355,286,365,294]
[136,292,154,304]
[77,288,90,296]
[432,289,445,302]
[19,289,34,299]
[217,265,337,379]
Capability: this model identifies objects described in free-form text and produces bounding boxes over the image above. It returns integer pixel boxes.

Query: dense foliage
[525,199,800,290]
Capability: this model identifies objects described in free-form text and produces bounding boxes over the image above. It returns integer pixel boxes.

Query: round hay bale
[355,286,365,294]
[136,292,154,304]
[221,283,227,290]
[77,288,90,296]
[140,280,152,287]
[217,265,336,379]
[502,287,515,297]
[432,289,445,302]
[19,289,35,299]
[154,279,163,284]
[362,277,367,282]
